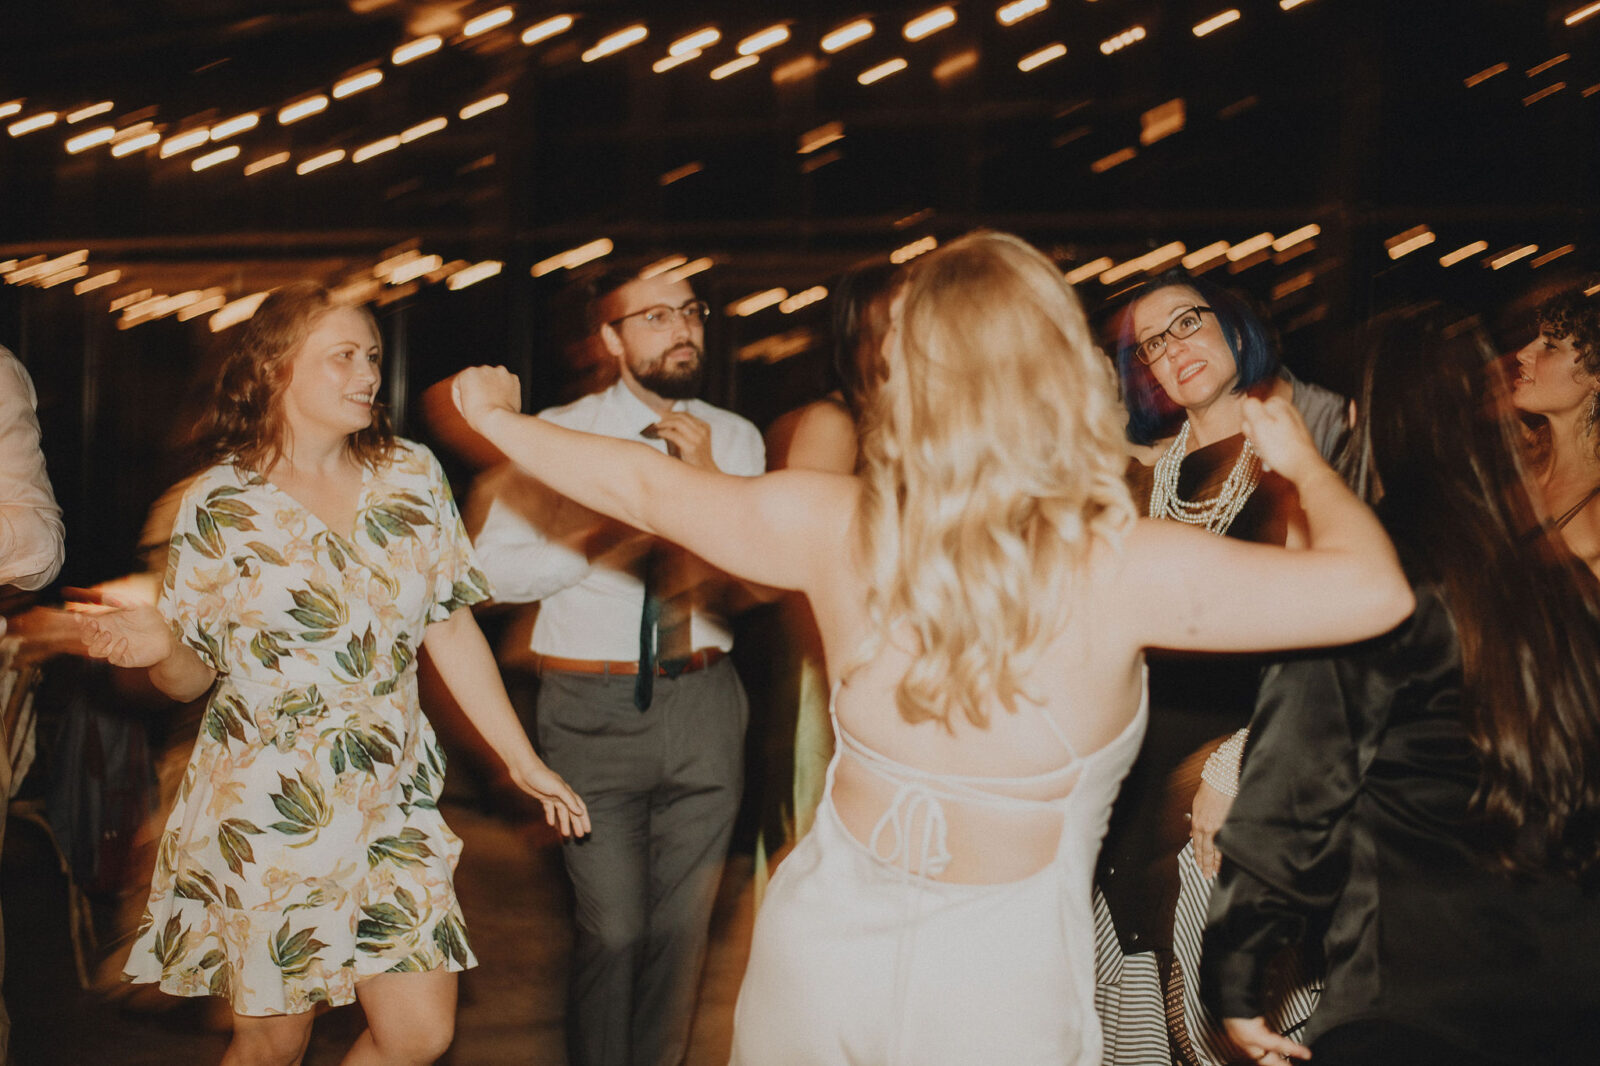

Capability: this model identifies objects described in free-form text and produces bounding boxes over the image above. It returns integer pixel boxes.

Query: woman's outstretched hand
[451,365,522,433]
[1241,395,1324,485]
[507,756,592,840]
[1223,1016,1312,1065]
[75,598,177,669]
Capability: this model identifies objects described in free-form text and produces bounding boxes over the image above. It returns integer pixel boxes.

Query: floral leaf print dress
[122,441,492,1016]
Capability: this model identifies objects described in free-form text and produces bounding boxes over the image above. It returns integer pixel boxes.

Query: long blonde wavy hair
[855,231,1135,731]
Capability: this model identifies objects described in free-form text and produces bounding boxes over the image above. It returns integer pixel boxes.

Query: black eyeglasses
[1134,306,1213,365]
[608,299,711,332]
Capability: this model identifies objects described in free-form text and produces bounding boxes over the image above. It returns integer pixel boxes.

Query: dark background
[2,0,1596,583]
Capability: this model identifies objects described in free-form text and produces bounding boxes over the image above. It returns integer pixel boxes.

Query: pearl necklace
[1148,421,1261,535]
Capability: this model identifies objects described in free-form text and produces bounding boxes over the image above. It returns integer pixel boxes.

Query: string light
[997,1,1049,27]
[905,7,957,41]
[1193,10,1243,37]
[1018,44,1067,72]
[821,19,873,52]
[463,7,515,38]
[859,58,908,85]
[583,25,648,63]
[522,15,575,46]
[392,35,443,65]
[332,70,384,98]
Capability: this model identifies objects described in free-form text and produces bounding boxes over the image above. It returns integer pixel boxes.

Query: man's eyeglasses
[1134,306,1214,365]
[608,300,711,332]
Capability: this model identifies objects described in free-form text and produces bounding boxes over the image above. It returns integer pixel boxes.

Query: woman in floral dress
[80,282,589,1066]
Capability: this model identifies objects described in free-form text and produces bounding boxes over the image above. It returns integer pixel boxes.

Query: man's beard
[634,345,705,399]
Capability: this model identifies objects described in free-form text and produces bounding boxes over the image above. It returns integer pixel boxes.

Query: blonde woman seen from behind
[449,232,1412,1065]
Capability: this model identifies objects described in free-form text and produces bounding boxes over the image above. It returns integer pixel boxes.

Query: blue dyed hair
[1114,269,1281,445]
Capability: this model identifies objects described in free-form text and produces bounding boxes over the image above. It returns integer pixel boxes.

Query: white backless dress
[730,675,1148,1065]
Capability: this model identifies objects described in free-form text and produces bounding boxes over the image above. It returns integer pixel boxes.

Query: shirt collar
[605,377,685,435]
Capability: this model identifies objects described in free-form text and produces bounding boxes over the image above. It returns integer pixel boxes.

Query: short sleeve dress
[122,440,492,1016]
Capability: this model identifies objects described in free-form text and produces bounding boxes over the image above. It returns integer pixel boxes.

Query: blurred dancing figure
[448,231,1412,1065]
[1099,271,1346,1064]
[0,344,64,598]
[79,282,587,1066]
[1207,305,1600,1066]
[762,260,899,847]
[1,342,64,1064]
[469,266,764,1066]
[1512,284,1600,577]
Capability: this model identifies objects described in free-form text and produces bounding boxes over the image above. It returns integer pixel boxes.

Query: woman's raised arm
[451,366,856,594]
[1123,395,1413,654]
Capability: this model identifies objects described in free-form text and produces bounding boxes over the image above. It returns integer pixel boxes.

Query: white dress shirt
[0,347,65,592]
[471,378,765,659]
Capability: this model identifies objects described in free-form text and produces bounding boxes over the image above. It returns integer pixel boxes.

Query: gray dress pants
[535,657,748,1066]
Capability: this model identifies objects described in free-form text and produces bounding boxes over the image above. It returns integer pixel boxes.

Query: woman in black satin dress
[1205,305,1600,1066]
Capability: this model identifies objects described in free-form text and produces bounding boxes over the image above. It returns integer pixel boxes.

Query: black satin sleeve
[1201,607,1416,1019]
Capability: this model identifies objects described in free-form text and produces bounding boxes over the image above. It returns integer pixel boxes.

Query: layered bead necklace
[1148,421,1261,535]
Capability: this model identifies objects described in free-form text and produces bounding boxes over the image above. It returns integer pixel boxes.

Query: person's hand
[506,755,592,840]
[649,411,718,471]
[1189,779,1235,879]
[75,598,177,669]
[1223,1016,1311,1065]
[1241,395,1323,486]
[451,366,521,433]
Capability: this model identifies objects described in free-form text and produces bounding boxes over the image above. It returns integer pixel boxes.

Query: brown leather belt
[531,649,726,677]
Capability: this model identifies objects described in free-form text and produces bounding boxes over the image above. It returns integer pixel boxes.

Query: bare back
[802,494,1147,884]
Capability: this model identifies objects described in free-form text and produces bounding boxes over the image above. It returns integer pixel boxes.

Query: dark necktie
[634,434,694,710]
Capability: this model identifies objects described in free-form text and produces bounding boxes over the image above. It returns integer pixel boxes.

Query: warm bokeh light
[738,25,790,55]
[1272,224,1321,251]
[74,270,121,295]
[1183,241,1231,270]
[905,6,957,41]
[663,257,713,282]
[532,238,614,276]
[890,236,938,263]
[1565,2,1600,27]
[66,101,114,124]
[821,19,873,52]
[209,113,259,141]
[192,145,241,171]
[1385,226,1436,260]
[1018,43,1067,72]
[1101,26,1148,55]
[654,51,701,73]
[1438,240,1488,267]
[8,112,58,137]
[997,1,1049,27]
[798,121,844,154]
[65,126,115,154]
[400,117,447,143]
[583,25,648,62]
[779,286,828,313]
[711,55,759,80]
[859,58,908,85]
[463,7,515,38]
[392,35,443,65]
[448,260,504,290]
[640,256,689,279]
[332,69,384,98]
[522,15,575,46]
[244,152,291,175]
[1065,258,1114,285]
[1489,244,1538,269]
[158,128,211,157]
[0,100,22,121]
[730,288,788,316]
[1226,233,1275,260]
[460,93,510,120]
[352,135,402,163]
[1193,10,1243,37]
[279,96,329,124]
[296,149,346,175]
[671,28,721,55]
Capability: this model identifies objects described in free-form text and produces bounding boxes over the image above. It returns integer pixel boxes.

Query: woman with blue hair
[1095,269,1348,1065]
